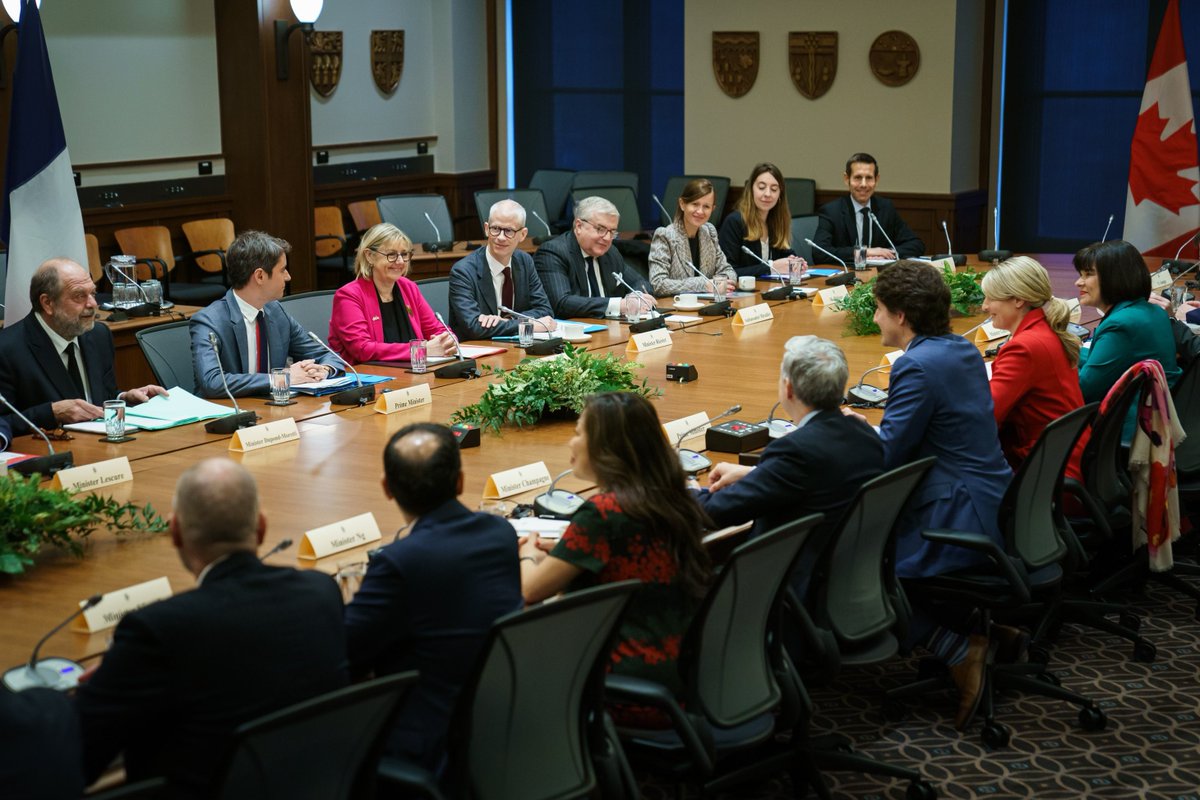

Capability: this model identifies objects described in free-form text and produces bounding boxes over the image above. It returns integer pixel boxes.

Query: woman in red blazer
[981,257,1085,477]
[329,223,454,363]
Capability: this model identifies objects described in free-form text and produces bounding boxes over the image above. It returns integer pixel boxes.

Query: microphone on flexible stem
[432,312,478,378]
[422,212,453,253]
[3,594,103,691]
[933,221,966,266]
[0,391,75,477]
[740,245,795,300]
[611,271,665,333]
[651,194,673,225]
[980,207,1013,262]
[260,538,294,561]
[762,401,798,439]
[1101,213,1115,243]
[684,261,732,316]
[845,364,891,407]
[530,210,554,245]
[533,469,586,519]
[805,239,857,286]
[499,305,563,355]
[867,211,902,266]
[307,332,374,405]
[203,333,259,434]
[676,404,741,474]
[1163,230,1200,275]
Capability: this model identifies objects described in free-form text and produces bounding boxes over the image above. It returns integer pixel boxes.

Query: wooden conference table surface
[0,263,1047,666]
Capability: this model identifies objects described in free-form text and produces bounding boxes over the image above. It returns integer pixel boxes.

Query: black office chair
[572,170,638,197]
[791,215,820,263]
[379,581,640,800]
[134,320,196,394]
[569,187,641,234]
[474,188,555,239]
[278,289,337,344]
[659,175,732,226]
[529,168,576,226]
[213,671,418,800]
[415,277,450,324]
[377,194,454,247]
[785,178,817,216]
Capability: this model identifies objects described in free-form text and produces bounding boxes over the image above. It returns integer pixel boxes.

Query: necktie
[501,266,514,309]
[860,207,872,248]
[256,312,269,373]
[65,342,87,402]
[586,257,602,297]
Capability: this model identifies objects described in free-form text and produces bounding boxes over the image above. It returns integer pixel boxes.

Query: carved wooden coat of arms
[788,32,838,99]
[308,31,342,97]
[869,30,920,87]
[712,32,759,98]
[371,30,405,95]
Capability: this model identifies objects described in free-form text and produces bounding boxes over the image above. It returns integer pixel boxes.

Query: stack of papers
[292,374,392,396]
[123,387,238,430]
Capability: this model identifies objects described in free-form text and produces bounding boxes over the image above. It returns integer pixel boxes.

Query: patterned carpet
[637,577,1200,799]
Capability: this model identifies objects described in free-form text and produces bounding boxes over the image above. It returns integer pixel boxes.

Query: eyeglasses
[371,249,413,262]
[487,225,524,239]
[581,219,618,239]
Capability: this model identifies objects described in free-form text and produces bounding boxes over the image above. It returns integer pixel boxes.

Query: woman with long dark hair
[520,392,712,697]
[718,162,800,278]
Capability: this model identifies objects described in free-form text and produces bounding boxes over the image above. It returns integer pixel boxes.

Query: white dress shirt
[34,312,93,403]
[580,248,622,318]
[232,291,265,371]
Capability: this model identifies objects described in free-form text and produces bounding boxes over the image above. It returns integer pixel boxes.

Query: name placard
[931,257,957,272]
[76,576,172,633]
[51,456,132,493]
[483,461,553,499]
[229,417,300,452]
[299,512,383,560]
[812,285,849,307]
[626,328,672,353]
[732,303,774,326]
[374,383,432,415]
[974,320,1010,343]
[1058,296,1082,323]
[878,349,905,367]
[663,411,709,446]
[1151,268,1173,291]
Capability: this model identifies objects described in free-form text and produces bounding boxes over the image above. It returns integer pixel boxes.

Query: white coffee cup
[673,293,699,306]
[738,276,756,291]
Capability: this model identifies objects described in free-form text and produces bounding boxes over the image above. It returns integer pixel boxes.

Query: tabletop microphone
[307,332,374,405]
[868,211,902,264]
[203,333,259,434]
[432,312,478,378]
[611,271,665,333]
[1101,213,1115,243]
[740,245,796,300]
[529,210,554,242]
[260,538,294,561]
[499,305,562,354]
[980,208,1013,263]
[1163,230,1200,275]
[675,404,741,474]
[684,261,732,316]
[533,469,586,520]
[3,594,103,691]
[0,391,75,477]
[846,364,891,407]
[652,194,673,225]
[805,239,857,286]
[933,220,966,266]
[422,212,452,253]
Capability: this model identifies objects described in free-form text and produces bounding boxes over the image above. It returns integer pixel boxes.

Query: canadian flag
[1124,0,1200,257]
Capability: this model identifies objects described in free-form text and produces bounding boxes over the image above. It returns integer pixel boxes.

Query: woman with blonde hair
[981,256,1084,471]
[718,162,801,279]
[329,222,455,362]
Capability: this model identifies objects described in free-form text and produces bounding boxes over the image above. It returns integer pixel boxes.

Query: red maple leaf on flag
[1129,102,1199,214]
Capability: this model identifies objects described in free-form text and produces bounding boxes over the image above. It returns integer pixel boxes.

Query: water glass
[409,339,428,373]
[269,367,291,403]
[623,292,643,323]
[788,257,806,287]
[140,280,163,306]
[518,319,535,347]
[853,245,868,271]
[113,282,134,308]
[712,275,727,303]
[103,400,126,441]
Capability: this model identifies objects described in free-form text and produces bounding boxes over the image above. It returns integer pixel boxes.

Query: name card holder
[1151,268,1173,292]
[1058,296,1082,323]
[662,411,709,447]
[51,456,133,493]
[74,576,173,633]
[731,303,774,326]
[812,285,849,308]
[299,512,383,560]
[974,321,1010,343]
[878,350,905,368]
[229,418,300,452]
[626,328,673,353]
[374,383,433,415]
[483,461,553,499]
[931,257,957,272]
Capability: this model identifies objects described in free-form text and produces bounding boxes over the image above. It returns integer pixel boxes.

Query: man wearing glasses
[535,195,653,319]
[448,199,555,340]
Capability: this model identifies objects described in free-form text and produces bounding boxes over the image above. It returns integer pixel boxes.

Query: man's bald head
[172,458,261,558]
[382,423,462,516]
[30,258,98,337]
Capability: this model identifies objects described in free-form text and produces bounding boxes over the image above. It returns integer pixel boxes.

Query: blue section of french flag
[1,0,86,322]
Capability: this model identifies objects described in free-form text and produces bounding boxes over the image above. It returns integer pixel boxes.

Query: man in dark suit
[344,422,521,770]
[189,230,341,397]
[0,258,166,432]
[695,335,884,597]
[812,152,924,265]
[0,416,11,451]
[534,195,652,319]
[448,199,555,340]
[75,458,349,797]
[0,687,84,798]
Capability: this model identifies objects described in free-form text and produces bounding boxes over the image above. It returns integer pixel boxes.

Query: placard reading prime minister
[812,152,924,265]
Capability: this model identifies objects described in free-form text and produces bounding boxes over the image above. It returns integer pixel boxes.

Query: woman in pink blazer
[981,257,1085,478]
[329,223,455,363]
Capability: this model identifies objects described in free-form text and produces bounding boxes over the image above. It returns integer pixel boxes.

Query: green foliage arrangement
[833,265,986,336]
[0,473,167,575]
[450,344,660,433]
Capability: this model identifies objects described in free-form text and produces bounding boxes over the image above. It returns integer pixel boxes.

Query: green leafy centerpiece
[1,473,167,575]
[834,265,986,336]
[451,344,660,433]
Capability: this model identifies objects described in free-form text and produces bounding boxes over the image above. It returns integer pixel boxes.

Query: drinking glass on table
[518,319,535,347]
[269,367,291,404]
[788,256,806,287]
[712,274,728,303]
[853,245,868,271]
[409,339,428,373]
[103,400,126,441]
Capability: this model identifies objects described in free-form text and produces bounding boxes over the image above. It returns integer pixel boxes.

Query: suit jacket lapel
[80,329,110,401]
[224,292,249,373]
[24,318,78,401]
[474,254,498,315]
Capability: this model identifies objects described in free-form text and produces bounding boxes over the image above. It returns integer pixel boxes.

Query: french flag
[1,0,86,323]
